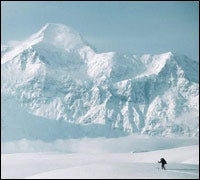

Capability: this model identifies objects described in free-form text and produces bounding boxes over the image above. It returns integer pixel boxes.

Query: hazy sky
[1,1,199,60]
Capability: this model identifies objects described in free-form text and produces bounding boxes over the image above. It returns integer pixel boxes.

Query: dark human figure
[158,158,167,170]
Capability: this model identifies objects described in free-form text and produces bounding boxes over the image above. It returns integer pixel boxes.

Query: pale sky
[1,1,199,60]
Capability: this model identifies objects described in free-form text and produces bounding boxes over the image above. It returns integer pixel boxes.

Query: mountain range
[1,23,199,140]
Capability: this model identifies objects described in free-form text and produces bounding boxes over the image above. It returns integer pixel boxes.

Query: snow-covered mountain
[1,23,199,138]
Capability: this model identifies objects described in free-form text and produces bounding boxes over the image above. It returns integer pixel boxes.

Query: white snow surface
[1,136,199,179]
[1,23,199,138]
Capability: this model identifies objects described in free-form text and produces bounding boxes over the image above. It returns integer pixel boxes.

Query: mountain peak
[32,23,85,50]
[38,23,78,35]
[1,23,87,64]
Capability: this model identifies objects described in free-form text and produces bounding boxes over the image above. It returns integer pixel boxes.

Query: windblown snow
[1,23,199,139]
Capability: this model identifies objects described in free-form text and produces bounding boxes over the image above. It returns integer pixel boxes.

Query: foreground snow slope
[1,144,198,179]
[1,23,199,137]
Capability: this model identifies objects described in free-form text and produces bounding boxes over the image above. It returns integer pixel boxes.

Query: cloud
[7,40,22,47]
[1,135,198,154]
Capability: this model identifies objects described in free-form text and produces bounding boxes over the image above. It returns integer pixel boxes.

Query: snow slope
[1,140,199,179]
[1,23,199,138]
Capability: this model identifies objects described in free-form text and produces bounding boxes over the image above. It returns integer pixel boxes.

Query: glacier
[1,23,199,140]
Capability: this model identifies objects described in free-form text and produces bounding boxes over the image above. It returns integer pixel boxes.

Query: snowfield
[1,136,199,179]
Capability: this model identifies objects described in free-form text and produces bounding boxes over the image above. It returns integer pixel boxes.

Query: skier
[158,158,167,170]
